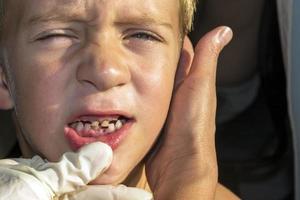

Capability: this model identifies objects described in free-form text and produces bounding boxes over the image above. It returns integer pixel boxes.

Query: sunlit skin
[0,0,240,199]
[1,0,182,186]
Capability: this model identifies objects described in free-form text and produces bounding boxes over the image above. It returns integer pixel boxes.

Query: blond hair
[0,0,197,36]
[180,0,197,34]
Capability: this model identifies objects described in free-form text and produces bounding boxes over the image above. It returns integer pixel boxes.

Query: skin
[146,28,238,200]
[0,0,239,199]
[1,0,181,185]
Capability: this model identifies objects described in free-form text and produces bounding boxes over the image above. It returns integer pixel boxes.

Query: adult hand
[0,142,152,200]
[145,26,233,200]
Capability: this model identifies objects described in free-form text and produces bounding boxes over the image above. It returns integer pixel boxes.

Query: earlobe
[0,66,14,110]
[175,36,194,87]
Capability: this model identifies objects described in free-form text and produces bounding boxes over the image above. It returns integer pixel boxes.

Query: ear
[0,66,14,110]
[175,36,194,87]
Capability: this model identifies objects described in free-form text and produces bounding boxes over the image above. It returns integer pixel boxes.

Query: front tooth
[91,121,100,130]
[115,120,123,129]
[76,122,84,132]
[107,123,116,133]
[84,123,91,132]
[70,123,77,129]
[101,120,110,128]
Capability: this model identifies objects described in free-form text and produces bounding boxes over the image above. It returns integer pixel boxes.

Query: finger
[171,27,233,125]
[189,26,233,83]
[182,26,233,126]
[63,185,153,200]
[21,142,113,195]
[0,166,53,200]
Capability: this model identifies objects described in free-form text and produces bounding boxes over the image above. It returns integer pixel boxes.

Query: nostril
[78,74,128,92]
[79,79,99,90]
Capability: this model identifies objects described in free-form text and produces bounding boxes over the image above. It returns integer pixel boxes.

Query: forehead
[11,0,180,29]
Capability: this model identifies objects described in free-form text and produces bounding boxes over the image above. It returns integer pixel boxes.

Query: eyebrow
[115,18,173,31]
[26,0,90,25]
[28,14,173,33]
[114,12,174,30]
[27,13,85,26]
[27,8,174,31]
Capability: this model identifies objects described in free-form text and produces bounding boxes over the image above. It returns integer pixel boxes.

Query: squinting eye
[130,32,160,42]
[34,30,79,49]
[37,33,73,41]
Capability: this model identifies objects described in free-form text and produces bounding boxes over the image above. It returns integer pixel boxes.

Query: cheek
[11,43,73,111]
[12,60,65,121]
[134,53,177,114]
[9,41,72,109]
[9,54,71,159]
[134,57,177,139]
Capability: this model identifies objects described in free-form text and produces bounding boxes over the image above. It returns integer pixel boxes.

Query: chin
[89,165,130,185]
[89,160,144,186]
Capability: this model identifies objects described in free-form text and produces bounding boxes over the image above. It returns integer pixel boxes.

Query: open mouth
[65,115,134,150]
[68,116,129,137]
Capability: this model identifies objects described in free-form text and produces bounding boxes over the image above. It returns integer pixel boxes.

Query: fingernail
[215,26,233,47]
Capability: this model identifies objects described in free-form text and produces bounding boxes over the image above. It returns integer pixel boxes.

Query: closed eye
[34,29,79,41]
[33,29,79,49]
[36,33,75,41]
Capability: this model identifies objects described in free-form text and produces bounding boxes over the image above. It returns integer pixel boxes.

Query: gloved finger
[0,158,19,165]
[0,167,52,200]
[13,142,113,195]
[61,185,153,200]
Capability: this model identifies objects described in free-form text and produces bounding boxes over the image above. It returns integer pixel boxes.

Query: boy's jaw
[64,112,135,151]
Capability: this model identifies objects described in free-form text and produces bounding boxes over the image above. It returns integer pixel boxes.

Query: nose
[77,41,131,91]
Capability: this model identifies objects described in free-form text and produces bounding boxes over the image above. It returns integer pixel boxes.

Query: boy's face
[2,0,181,184]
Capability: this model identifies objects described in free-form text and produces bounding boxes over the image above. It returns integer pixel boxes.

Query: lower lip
[64,122,133,151]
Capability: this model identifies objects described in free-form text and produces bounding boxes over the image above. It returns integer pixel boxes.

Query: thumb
[189,26,233,82]
[15,142,113,195]
[181,26,233,128]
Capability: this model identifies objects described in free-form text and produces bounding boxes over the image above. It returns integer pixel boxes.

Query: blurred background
[189,0,293,199]
[0,110,16,158]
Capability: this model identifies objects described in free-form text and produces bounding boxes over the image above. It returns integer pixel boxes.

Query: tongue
[64,126,123,151]
[78,128,99,137]
[65,127,98,150]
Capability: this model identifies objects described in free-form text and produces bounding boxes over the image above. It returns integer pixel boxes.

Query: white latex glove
[0,142,152,200]
[60,185,153,200]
